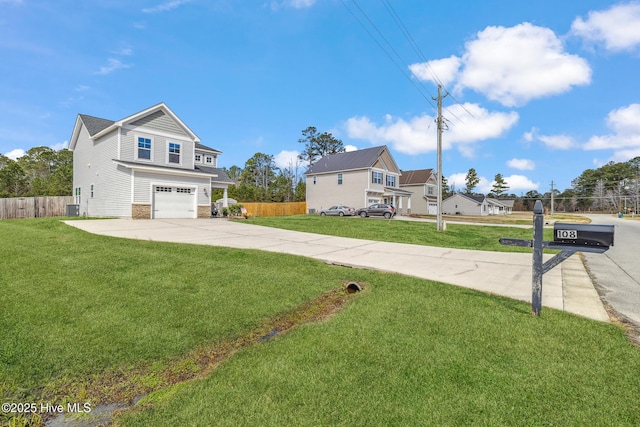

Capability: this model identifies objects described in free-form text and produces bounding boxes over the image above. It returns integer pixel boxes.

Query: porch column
[223,187,228,207]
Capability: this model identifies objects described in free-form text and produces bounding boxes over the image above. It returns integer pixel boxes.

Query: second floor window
[338,173,343,185]
[169,142,181,164]
[372,171,383,185]
[427,185,434,195]
[386,175,396,187]
[138,137,151,160]
[195,154,201,162]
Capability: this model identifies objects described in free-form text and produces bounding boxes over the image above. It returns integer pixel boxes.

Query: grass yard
[243,215,554,252]
[1,218,639,426]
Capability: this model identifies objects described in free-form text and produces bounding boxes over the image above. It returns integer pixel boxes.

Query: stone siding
[132,204,151,219]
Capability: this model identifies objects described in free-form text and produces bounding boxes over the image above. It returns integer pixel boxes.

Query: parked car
[319,205,356,216]
[356,204,396,219]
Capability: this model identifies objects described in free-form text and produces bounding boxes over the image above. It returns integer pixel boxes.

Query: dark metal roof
[78,114,115,136]
[399,168,434,185]
[196,165,234,183]
[305,146,387,175]
[195,143,222,154]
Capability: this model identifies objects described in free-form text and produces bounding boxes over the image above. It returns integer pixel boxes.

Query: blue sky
[1,0,640,194]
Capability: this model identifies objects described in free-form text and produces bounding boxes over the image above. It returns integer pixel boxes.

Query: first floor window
[169,142,181,164]
[90,184,94,198]
[138,137,151,160]
[74,187,81,204]
[337,173,343,185]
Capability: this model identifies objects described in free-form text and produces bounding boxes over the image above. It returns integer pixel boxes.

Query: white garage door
[153,186,196,219]
[428,203,438,215]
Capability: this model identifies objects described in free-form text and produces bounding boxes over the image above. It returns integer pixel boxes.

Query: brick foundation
[197,205,210,218]
[132,204,151,219]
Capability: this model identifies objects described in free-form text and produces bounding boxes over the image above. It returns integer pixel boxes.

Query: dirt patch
[29,284,366,427]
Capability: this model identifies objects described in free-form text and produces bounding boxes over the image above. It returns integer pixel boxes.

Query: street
[582,215,640,336]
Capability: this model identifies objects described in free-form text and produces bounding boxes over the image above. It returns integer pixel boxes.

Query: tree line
[2,139,638,214]
[0,147,72,198]
[211,126,344,203]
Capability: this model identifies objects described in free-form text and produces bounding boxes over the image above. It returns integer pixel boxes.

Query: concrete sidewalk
[64,218,610,322]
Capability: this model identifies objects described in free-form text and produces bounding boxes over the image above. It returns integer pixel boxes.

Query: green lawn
[242,215,553,252]
[1,218,639,426]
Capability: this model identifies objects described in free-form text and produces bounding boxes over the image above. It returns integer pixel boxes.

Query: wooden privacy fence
[0,196,74,220]
[240,202,307,217]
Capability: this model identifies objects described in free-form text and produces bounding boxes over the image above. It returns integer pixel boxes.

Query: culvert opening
[345,282,363,293]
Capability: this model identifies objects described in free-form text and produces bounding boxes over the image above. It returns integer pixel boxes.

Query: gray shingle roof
[305,146,387,175]
[78,114,115,136]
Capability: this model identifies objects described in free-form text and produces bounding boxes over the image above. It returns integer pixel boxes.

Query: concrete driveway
[65,218,609,322]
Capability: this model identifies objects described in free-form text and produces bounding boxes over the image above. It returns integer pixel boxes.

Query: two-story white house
[304,145,411,213]
[69,103,233,219]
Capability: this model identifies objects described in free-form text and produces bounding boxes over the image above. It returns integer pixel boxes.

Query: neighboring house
[487,198,515,215]
[69,103,233,219]
[305,145,412,213]
[442,193,515,216]
[399,168,438,215]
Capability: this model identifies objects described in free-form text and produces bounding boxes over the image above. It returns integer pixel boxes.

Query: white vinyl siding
[72,126,131,217]
[130,110,187,136]
[133,171,210,206]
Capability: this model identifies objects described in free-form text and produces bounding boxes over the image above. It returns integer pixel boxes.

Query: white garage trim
[151,183,197,219]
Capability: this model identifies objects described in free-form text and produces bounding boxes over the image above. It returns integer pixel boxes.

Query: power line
[339,0,437,111]
[379,0,475,122]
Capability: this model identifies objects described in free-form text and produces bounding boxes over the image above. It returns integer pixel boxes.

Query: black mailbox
[553,222,614,248]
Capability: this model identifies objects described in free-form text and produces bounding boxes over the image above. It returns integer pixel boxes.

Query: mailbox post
[500,200,614,316]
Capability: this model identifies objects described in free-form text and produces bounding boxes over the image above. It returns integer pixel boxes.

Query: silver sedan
[319,205,356,216]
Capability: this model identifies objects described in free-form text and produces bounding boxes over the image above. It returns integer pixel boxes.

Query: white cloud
[344,144,358,152]
[524,128,576,150]
[4,148,25,160]
[273,149,301,169]
[412,23,591,107]
[113,47,133,56]
[270,0,315,10]
[500,174,539,192]
[608,148,640,163]
[571,3,640,51]
[95,58,131,75]
[537,134,576,150]
[344,103,517,157]
[584,104,640,159]
[50,141,68,151]
[142,0,191,13]
[409,55,461,87]
[507,158,535,171]
[448,172,538,194]
[446,173,468,192]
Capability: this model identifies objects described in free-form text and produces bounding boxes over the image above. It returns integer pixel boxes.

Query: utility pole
[550,180,555,217]
[434,84,447,231]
